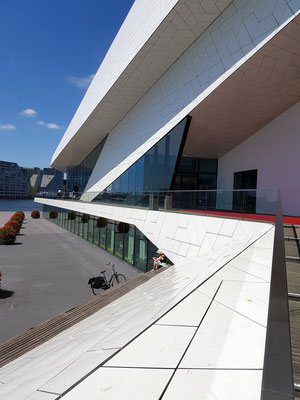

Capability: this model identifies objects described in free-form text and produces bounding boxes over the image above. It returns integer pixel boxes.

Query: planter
[117,221,130,233]
[97,217,107,228]
[31,210,40,219]
[49,210,58,219]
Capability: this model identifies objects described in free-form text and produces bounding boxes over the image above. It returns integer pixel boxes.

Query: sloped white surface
[62,367,174,400]
[0,223,274,399]
[163,369,263,400]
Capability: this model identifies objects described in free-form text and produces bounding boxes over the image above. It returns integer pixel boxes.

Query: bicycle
[88,263,126,295]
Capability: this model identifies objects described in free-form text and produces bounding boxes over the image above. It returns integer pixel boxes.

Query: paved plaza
[0,212,139,343]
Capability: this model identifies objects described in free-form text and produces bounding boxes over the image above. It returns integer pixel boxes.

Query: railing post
[261,192,294,399]
[164,194,172,210]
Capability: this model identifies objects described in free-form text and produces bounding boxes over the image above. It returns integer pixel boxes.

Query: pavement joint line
[158,281,223,400]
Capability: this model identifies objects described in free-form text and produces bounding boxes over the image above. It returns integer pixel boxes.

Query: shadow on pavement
[0,289,14,299]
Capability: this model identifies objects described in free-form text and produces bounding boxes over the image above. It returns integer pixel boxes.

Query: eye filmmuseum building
[31,1,299,398]
[36,0,300,266]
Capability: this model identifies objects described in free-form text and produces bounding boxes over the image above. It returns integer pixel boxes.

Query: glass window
[114,222,124,259]
[120,170,128,193]
[88,218,94,242]
[93,218,100,246]
[128,165,136,193]
[147,240,158,272]
[135,157,144,193]
[74,213,79,235]
[66,136,107,193]
[106,220,115,253]
[123,224,135,264]
[93,117,189,202]
[78,213,83,237]
[100,225,106,249]
[199,158,218,174]
[70,215,75,233]
[112,177,120,194]
[82,215,89,240]
[44,208,163,272]
[134,228,147,272]
[63,210,68,229]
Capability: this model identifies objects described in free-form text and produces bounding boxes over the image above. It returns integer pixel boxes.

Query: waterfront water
[0,199,43,212]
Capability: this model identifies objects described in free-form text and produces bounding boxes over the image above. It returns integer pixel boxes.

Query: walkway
[0,212,139,343]
[0,222,274,400]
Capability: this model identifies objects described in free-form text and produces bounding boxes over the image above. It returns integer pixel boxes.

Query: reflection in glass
[93,117,189,201]
[46,207,159,271]
[93,219,100,246]
[66,137,107,193]
[78,213,83,237]
[124,225,134,264]
[83,219,88,240]
[88,218,94,242]
[114,223,124,259]
[100,225,106,249]
[134,229,147,272]
[106,220,115,253]
[75,213,80,235]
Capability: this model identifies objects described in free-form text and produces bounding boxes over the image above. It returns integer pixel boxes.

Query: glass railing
[35,189,278,217]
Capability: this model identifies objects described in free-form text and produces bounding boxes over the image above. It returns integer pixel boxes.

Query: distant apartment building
[0,161,29,199]
[39,168,64,193]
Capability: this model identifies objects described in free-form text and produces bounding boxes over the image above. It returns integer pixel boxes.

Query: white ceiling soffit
[51,0,233,168]
[185,14,300,158]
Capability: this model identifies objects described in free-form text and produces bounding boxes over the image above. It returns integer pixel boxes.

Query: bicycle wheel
[111,274,126,286]
[91,284,103,295]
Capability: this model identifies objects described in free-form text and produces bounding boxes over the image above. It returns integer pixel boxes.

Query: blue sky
[0,0,134,169]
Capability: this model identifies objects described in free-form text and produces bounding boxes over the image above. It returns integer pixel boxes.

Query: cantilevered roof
[51,0,233,168]
[184,14,300,158]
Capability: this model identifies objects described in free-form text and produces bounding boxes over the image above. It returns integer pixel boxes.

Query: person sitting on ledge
[152,249,166,271]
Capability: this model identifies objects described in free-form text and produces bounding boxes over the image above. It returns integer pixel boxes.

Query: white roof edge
[51,0,233,168]
[51,0,180,166]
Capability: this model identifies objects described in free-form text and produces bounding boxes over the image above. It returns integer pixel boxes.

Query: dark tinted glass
[93,117,188,200]
[124,225,135,264]
[67,136,107,193]
[46,206,159,271]
[106,220,115,253]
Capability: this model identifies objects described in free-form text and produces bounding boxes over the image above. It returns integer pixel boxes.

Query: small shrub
[15,211,25,220]
[5,220,21,234]
[117,221,130,233]
[82,213,89,223]
[12,216,22,222]
[68,211,76,220]
[10,216,23,226]
[0,226,17,245]
[31,210,40,219]
[0,210,24,245]
[49,209,58,219]
[97,217,107,228]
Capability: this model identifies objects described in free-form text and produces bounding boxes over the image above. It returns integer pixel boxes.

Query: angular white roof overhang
[51,0,233,169]
[184,14,300,158]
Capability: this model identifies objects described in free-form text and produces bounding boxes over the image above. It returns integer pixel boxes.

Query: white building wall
[35,198,272,264]
[83,0,299,198]
[217,100,300,216]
